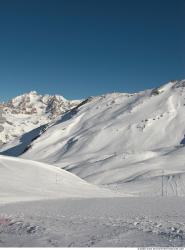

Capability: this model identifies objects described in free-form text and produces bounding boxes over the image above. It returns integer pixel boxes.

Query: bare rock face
[0,91,82,144]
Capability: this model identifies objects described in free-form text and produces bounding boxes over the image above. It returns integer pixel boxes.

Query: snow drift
[0,155,113,204]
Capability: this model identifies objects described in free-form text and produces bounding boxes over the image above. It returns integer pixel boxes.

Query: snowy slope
[19,80,185,196]
[0,124,47,156]
[0,91,81,144]
[0,155,114,204]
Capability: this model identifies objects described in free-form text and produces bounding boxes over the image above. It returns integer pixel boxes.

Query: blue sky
[0,0,184,101]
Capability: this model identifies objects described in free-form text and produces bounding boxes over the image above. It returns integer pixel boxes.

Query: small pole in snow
[56,174,58,184]
[161,169,164,197]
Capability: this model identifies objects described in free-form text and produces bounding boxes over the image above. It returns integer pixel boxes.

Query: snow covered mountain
[1,80,185,196]
[0,91,81,144]
[10,79,185,196]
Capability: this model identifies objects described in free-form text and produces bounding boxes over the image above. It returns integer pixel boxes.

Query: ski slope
[17,80,185,196]
[0,155,114,204]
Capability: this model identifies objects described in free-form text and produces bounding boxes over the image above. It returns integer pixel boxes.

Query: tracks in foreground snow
[1,197,185,247]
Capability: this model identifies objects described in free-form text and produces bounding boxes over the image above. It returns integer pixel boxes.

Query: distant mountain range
[0,91,81,144]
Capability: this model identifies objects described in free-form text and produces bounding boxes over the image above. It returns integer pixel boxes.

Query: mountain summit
[0,91,81,144]
[6,91,80,117]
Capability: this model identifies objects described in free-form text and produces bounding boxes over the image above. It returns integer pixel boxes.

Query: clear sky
[0,0,184,101]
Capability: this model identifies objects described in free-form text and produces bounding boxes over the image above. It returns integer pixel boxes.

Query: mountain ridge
[18,79,185,196]
[1,79,185,196]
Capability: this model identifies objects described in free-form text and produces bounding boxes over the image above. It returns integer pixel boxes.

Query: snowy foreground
[1,197,185,247]
[1,156,185,247]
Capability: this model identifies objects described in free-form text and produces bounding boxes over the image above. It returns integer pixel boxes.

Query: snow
[1,80,185,247]
[1,197,185,247]
[0,155,114,204]
[0,124,46,156]
[12,80,185,196]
